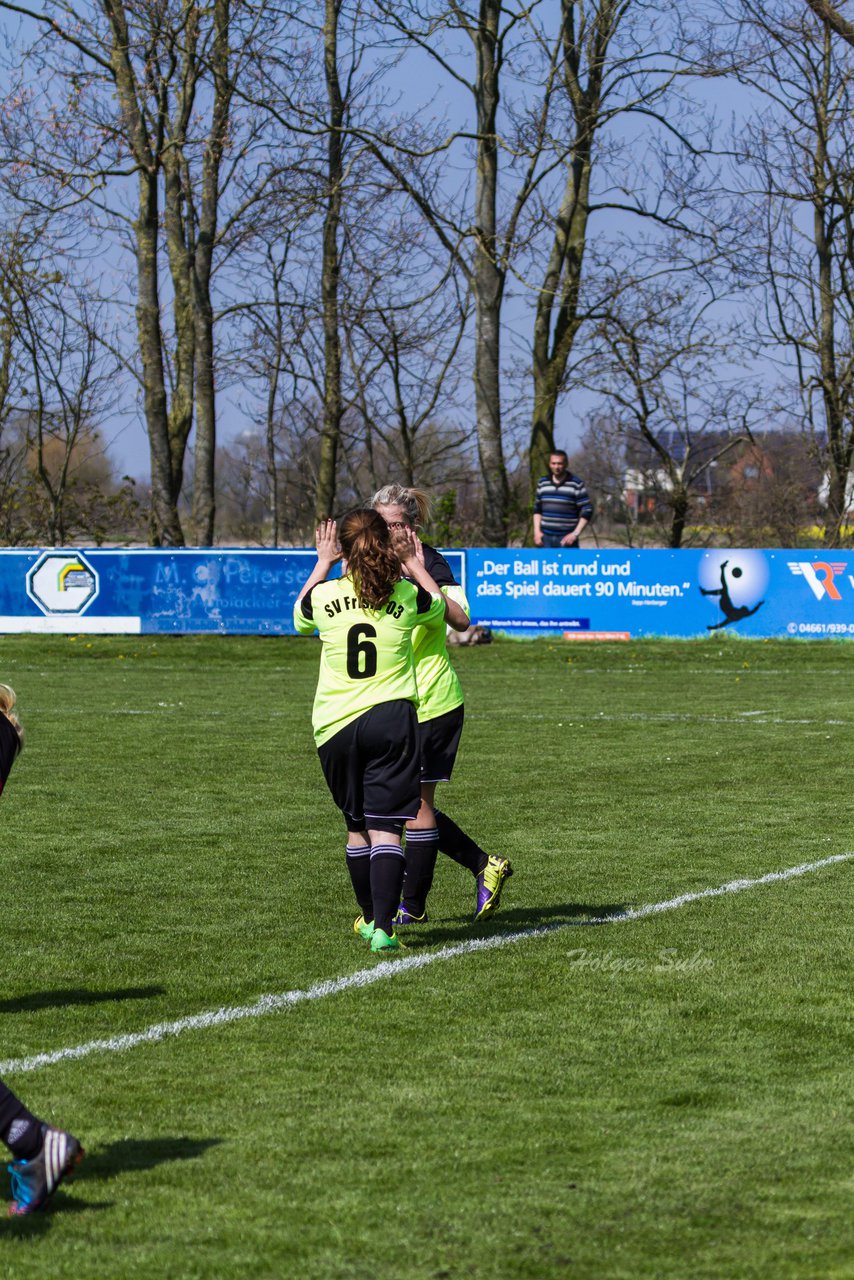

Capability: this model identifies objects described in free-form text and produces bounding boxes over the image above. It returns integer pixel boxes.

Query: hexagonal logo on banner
[26,552,99,615]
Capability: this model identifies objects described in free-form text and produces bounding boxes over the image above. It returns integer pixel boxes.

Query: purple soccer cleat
[474,856,513,921]
[393,902,428,926]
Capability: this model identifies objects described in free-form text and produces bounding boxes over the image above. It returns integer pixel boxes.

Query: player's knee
[369,817,405,837]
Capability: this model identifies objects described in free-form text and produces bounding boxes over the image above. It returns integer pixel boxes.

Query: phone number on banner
[786,621,854,635]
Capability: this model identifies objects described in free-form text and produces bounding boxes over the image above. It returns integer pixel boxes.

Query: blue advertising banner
[0,545,850,638]
[467,548,854,639]
[0,547,467,636]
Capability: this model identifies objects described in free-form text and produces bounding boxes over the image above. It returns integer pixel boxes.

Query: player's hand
[315,519,342,565]
[392,526,423,567]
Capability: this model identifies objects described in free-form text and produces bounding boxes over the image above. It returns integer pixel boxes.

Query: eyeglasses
[385,521,409,529]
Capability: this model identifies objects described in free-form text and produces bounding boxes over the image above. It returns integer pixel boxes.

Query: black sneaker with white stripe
[7,1124,84,1215]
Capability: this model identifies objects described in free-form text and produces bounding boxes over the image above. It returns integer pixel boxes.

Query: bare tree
[593,283,757,547]
[1,0,273,544]
[257,243,292,547]
[0,215,115,538]
[313,0,347,523]
[727,0,854,545]
[227,232,311,545]
[232,0,427,523]
[357,0,716,541]
[341,248,472,489]
[361,0,535,541]
[802,0,854,47]
[525,0,714,490]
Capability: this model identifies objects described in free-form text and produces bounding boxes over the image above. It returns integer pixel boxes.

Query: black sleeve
[300,588,314,620]
[421,543,457,588]
[0,715,20,794]
[414,584,436,614]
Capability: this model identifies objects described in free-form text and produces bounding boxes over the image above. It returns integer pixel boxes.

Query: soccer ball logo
[698,552,769,631]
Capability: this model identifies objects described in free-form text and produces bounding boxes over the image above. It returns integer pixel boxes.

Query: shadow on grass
[0,986,166,1015]
[0,1195,114,1236]
[83,1135,223,1181]
[486,901,629,926]
[411,901,630,947]
[0,1136,223,1232]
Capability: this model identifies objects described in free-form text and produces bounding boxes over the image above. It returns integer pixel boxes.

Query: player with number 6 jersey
[295,570,442,749]
[294,510,448,953]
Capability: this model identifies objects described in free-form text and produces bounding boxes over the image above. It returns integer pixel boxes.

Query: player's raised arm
[394,529,469,630]
[296,520,341,604]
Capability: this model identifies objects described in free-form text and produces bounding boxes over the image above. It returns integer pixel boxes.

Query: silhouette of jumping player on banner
[700,560,765,631]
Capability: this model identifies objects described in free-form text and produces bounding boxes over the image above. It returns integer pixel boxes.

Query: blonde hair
[371,484,431,531]
[0,683,23,753]
[339,508,400,609]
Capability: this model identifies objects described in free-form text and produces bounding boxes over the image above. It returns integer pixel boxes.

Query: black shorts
[317,699,421,833]
[418,704,464,783]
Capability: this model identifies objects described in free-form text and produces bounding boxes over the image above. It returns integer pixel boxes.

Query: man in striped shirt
[533,450,593,548]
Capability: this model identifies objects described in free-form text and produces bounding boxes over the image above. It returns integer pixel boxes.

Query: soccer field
[0,634,851,1279]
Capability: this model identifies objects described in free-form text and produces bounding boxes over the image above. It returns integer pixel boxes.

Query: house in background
[615,429,823,543]
[620,428,727,518]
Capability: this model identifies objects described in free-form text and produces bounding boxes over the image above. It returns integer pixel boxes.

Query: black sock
[435,809,488,876]
[402,826,439,915]
[0,1084,42,1159]
[369,845,406,935]
[346,844,373,921]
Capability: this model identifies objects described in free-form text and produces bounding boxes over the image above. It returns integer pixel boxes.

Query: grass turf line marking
[474,711,850,727]
[2,851,851,1078]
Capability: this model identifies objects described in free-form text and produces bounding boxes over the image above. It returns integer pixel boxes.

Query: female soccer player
[0,684,83,1216]
[294,510,448,953]
[371,485,513,924]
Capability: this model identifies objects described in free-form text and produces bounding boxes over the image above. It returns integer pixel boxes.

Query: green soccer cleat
[370,928,405,954]
[474,855,514,921]
[354,915,375,941]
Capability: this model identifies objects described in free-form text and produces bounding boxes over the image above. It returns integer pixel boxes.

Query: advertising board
[467,548,854,639]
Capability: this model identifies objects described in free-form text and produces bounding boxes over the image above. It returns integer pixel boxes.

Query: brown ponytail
[339,509,400,609]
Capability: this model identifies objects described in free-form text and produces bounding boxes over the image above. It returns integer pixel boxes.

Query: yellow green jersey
[410,545,470,724]
[294,575,445,747]
[411,583,469,722]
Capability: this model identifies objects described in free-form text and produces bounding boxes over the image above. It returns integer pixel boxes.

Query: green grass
[0,634,852,1278]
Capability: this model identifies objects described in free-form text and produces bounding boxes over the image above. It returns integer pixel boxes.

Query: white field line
[2,852,852,1078]
[591,712,849,726]
[57,708,837,723]
[473,711,850,727]
[575,667,853,679]
[58,709,851,727]
[49,706,853,726]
